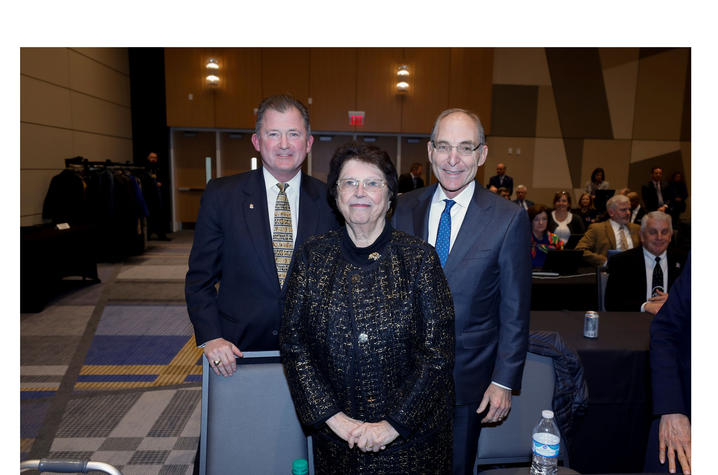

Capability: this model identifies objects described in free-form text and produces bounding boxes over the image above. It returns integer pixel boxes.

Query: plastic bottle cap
[292,459,308,475]
[542,410,554,419]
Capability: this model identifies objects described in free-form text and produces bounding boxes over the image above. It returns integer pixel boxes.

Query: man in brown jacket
[576,194,641,266]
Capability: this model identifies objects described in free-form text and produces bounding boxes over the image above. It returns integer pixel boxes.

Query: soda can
[584,311,599,338]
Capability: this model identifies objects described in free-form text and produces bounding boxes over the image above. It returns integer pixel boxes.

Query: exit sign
[348,110,365,127]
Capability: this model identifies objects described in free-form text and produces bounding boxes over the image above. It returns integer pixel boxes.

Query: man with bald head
[394,108,530,474]
[487,162,513,197]
[604,212,686,314]
[575,194,641,266]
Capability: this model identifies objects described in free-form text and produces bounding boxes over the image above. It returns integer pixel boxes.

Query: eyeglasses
[431,140,483,155]
[337,178,387,192]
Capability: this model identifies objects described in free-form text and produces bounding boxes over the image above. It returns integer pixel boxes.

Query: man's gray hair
[430,108,485,145]
[516,184,527,191]
[606,193,630,211]
[640,211,673,232]
[255,94,311,136]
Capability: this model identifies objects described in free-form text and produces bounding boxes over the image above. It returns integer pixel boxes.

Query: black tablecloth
[531,271,598,311]
[530,311,653,474]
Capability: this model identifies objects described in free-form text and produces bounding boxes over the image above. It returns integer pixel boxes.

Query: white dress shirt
[263,168,301,246]
[609,219,634,250]
[640,248,668,311]
[427,181,474,250]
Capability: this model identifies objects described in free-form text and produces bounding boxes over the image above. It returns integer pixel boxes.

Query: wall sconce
[205,58,220,87]
[396,64,410,94]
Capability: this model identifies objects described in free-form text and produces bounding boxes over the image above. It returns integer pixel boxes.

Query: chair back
[200,351,308,475]
[476,352,569,466]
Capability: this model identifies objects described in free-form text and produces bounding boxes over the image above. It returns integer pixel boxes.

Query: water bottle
[291,458,308,475]
[530,409,561,475]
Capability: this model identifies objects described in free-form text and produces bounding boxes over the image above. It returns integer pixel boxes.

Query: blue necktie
[436,199,456,267]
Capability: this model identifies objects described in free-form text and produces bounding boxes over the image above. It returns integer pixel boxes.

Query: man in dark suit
[512,184,534,210]
[398,162,425,193]
[393,108,531,475]
[576,194,641,266]
[604,212,686,314]
[644,253,691,474]
[487,162,513,196]
[642,166,669,212]
[185,95,338,377]
[627,191,646,224]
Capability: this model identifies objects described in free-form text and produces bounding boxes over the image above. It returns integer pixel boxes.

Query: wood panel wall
[164,48,494,134]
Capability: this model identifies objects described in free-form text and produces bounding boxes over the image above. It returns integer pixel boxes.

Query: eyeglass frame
[430,140,484,155]
[336,177,388,192]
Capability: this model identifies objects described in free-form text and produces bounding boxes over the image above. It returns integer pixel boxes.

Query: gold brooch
[368,252,381,261]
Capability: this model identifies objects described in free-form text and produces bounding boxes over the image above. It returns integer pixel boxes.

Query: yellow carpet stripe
[21,387,59,392]
[74,337,204,390]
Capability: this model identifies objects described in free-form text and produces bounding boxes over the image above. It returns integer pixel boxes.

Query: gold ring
[367,446,373,450]
[213,360,221,366]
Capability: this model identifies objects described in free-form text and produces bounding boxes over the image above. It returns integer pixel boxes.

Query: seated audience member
[528,204,564,268]
[498,186,511,200]
[627,191,646,225]
[584,167,610,197]
[604,212,686,314]
[576,194,641,267]
[665,171,688,229]
[548,191,585,243]
[513,184,534,210]
[644,253,691,474]
[575,192,599,229]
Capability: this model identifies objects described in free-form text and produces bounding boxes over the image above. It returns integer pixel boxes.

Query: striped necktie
[273,183,293,287]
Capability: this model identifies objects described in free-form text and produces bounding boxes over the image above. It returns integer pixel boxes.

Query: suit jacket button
[358,333,368,344]
[272,330,278,336]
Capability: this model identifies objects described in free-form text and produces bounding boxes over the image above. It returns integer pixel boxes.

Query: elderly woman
[529,204,564,268]
[280,142,455,473]
[548,191,585,243]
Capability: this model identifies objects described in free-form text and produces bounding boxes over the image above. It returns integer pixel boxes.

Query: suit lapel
[606,221,617,249]
[635,247,648,299]
[296,173,320,246]
[412,185,435,241]
[241,169,279,290]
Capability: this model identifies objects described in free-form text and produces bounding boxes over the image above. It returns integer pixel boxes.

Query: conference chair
[200,351,309,475]
[475,352,571,470]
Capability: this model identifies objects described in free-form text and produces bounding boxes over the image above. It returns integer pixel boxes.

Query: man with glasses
[393,108,531,474]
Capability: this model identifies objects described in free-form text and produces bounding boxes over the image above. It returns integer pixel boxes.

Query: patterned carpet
[21,231,202,474]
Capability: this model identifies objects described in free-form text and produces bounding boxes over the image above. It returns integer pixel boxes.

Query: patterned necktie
[651,256,664,297]
[435,199,456,267]
[273,183,293,287]
[617,226,628,251]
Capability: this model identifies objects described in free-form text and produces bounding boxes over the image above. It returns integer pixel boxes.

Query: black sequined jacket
[280,229,455,473]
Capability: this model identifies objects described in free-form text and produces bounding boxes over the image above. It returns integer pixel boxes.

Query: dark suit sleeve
[650,254,691,416]
[493,207,531,390]
[605,251,643,312]
[185,179,225,345]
